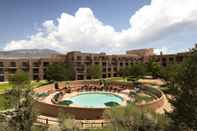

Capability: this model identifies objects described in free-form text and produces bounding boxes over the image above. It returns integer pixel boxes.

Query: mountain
[0,49,61,59]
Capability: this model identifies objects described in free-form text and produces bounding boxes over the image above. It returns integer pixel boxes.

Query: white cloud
[154,47,168,55]
[4,0,197,54]
[42,20,57,33]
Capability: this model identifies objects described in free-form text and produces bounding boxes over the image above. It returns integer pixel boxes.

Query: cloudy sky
[0,0,197,54]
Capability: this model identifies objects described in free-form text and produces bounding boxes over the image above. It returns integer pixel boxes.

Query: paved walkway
[156,95,172,114]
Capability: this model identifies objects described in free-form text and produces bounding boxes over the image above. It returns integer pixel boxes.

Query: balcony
[102,62,106,66]
[0,62,4,68]
[33,68,39,74]
[43,62,49,67]
[8,69,17,74]
[76,68,85,73]
[8,62,17,68]
[0,70,4,75]
[33,62,40,68]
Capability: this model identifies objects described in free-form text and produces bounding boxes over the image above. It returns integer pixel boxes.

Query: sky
[0,0,197,54]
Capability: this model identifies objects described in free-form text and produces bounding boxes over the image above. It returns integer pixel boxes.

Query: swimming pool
[66,92,123,108]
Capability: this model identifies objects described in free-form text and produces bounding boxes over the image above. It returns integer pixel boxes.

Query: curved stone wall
[34,101,105,120]
[33,80,165,120]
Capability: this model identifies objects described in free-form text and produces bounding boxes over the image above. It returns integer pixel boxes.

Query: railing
[80,121,110,129]
[37,117,110,129]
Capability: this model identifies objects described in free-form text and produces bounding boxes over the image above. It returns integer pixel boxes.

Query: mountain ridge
[0,49,61,58]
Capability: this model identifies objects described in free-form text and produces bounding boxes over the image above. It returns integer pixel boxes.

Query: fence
[37,116,110,129]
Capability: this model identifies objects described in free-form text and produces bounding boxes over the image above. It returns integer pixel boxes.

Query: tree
[6,71,37,131]
[58,112,79,131]
[126,63,146,85]
[8,70,30,109]
[104,104,169,131]
[128,63,146,79]
[118,63,146,83]
[168,51,197,131]
[119,66,130,81]
[146,59,161,78]
[45,63,75,82]
[47,125,61,131]
[87,64,102,79]
[160,64,181,83]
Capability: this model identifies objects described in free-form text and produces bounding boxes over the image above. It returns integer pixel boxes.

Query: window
[102,68,106,72]
[43,62,49,67]
[108,74,111,77]
[113,73,117,77]
[102,62,106,66]
[33,68,39,73]
[102,74,106,78]
[8,69,16,74]
[10,62,16,67]
[94,62,99,65]
[33,62,39,67]
[77,75,84,80]
[0,76,4,82]
[22,62,29,68]
[0,68,4,74]
[33,75,39,80]
[77,56,82,60]
[176,56,183,63]
[0,62,4,67]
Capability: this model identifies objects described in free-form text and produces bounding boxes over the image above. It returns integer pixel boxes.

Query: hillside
[0,49,60,59]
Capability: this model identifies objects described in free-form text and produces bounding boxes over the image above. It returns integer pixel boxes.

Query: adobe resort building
[0,44,196,82]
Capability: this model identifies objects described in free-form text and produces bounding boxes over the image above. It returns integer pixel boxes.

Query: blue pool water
[68,92,123,108]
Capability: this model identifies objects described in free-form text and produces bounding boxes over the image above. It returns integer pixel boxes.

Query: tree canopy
[168,51,197,130]
[45,63,75,82]
[5,71,37,131]
[87,64,102,79]
[119,63,146,82]
[146,58,161,78]
[103,104,169,131]
[160,64,181,82]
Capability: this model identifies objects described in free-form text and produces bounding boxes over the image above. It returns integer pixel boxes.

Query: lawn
[0,80,49,111]
[0,83,11,94]
[0,80,49,93]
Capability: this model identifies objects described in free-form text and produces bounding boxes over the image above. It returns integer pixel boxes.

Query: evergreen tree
[168,51,197,130]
